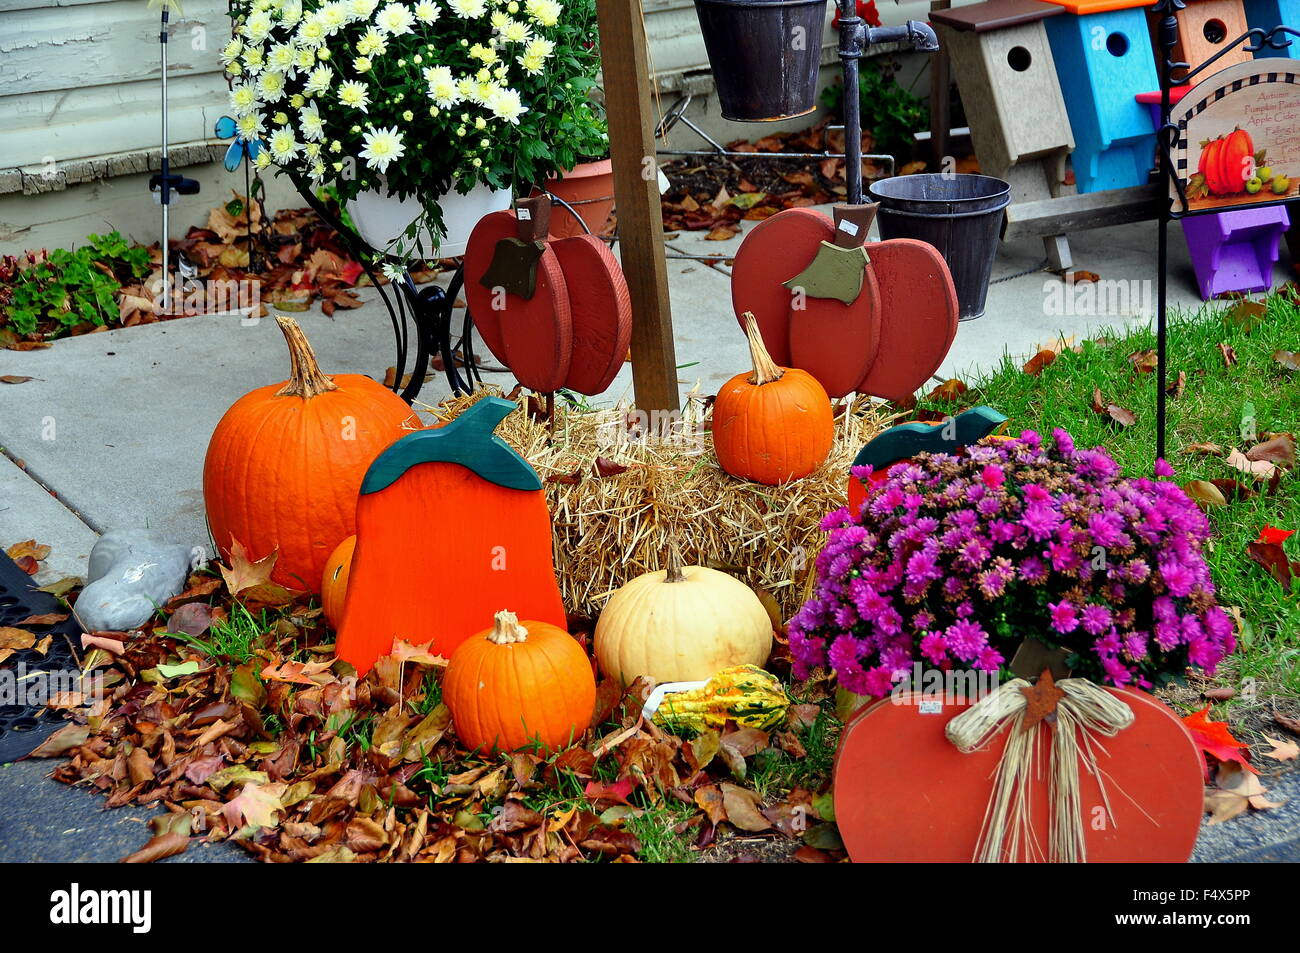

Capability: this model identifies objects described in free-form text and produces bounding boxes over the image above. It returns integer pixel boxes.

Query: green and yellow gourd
[651,665,790,735]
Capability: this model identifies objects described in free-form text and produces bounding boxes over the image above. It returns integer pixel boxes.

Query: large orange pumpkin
[712,311,834,485]
[203,316,415,592]
[1198,128,1255,195]
[321,534,355,629]
[443,610,596,754]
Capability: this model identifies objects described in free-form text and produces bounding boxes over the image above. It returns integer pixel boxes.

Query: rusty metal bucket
[693,0,830,122]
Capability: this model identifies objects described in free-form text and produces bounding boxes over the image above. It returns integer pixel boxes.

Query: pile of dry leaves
[29,548,842,864]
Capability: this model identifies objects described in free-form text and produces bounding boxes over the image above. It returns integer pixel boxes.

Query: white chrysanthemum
[518,51,543,74]
[376,2,415,35]
[318,2,350,34]
[449,0,487,18]
[414,0,440,23]
[310,160,327,182]
[456,76,485,103]
[487,85,527,124]
[267,42,297,73]
[220,38,244,65]
[469,43,497,64]
[338,79,371,111]
[279,0,304,26]
[229,83,260,116]
[359,126,406,173]
[349,0,380,18]
[297,16,327,46]
[381,261,405,281]
[524,0,560,28]
[424,66,461,107]
[236,112,265,139]
[293,46,317,71]
[268,127,300,161]
[490,10,508,30]
[254,150,274,170]
[299,101,325,140]
[242,46,266,73]
[356,27,387,56]
[256,70,288,102]
[354,55,373,72]
[499,18,531,43]
[305,142,322,159]
[304,64,335,94]
[243,11,275,41]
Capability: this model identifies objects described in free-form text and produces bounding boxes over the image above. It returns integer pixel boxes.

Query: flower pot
[692,0,830,122]
[347,180,513,259]
[536,159,616,239]
[832,687,1205,862]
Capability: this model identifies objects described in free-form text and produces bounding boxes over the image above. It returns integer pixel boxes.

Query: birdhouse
[1040,0,1160,193]
[1159,0,1255,71]
[1242,0,1300,57]
[931,0,1075,204]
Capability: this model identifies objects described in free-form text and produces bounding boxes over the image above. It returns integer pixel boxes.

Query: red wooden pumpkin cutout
[833,687,1205,863]
[549,233,632,395]
[464,208,573,394]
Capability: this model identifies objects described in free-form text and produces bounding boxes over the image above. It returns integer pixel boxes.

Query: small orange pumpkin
[1198,128,1255,195]
[712,311,834,485]
[443,610,596,754]
[321,535,355,629]
[203,316,415,592]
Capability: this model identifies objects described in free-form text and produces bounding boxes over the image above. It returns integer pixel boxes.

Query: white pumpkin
[594,543,774,685]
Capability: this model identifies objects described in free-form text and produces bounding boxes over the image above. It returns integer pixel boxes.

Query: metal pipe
[159,7,170,312]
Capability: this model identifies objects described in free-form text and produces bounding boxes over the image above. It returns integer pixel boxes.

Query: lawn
[929,289,1300,696]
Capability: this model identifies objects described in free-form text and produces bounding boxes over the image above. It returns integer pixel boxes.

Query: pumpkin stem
[741,312,785,386]
[487,610,529,644]
[275,315,340,399]
[664,536,687,584]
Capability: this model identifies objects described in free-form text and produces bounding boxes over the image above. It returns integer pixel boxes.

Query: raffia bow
[944,678,1135,863]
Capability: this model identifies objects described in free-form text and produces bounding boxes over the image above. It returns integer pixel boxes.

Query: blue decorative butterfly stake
[214,116,263,172]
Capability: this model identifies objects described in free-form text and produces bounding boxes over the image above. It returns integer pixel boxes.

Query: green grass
[945,291,1300,695]
[173,601,269,663]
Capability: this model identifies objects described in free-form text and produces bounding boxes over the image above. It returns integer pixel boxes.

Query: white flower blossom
[486,85,527,124]
[449,0,487,18]
[236,112,266,138]
[359,125,406,173]
[304,64,335,94]
[256,69,288,102]
[349,0,380,18]
[299,101,325,140]
[424,65,461,107]
[524,0,560,28]
[229,83,259,116]
[414,0,441,23]
[338,79,371,111]
[220,38,244,65]
[268,126,300,161]
[376,2,416,35]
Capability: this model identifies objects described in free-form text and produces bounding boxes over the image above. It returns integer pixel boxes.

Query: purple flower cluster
[789,429,1236,696]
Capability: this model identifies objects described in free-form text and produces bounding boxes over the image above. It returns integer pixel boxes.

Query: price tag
[918,699,943,715]
[517,207,531,221]
[838,218,859,237]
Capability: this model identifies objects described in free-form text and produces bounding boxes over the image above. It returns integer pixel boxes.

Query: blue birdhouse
[1041,1,1159,193]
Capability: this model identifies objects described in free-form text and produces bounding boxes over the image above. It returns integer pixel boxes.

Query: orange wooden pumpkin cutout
[335,397,566,675]
[833,687,1205,862]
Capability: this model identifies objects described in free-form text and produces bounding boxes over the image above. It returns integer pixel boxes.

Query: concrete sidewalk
[1,214,1293,863]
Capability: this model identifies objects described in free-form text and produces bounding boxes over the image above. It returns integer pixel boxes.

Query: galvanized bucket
[693,0,830,122]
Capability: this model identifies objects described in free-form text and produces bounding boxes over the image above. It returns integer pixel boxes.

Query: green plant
[174,601,270,663]
[820,57,928,160]
[0,232,150,337]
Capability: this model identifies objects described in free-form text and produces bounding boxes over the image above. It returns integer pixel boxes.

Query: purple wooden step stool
[1137,90,1290,299]
[1181,205,1290,299]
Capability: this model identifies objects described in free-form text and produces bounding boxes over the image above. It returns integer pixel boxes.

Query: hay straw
[421,386,898,620]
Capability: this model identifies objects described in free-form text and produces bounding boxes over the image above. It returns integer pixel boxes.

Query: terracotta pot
[537,159,615,239]
[833,686,1205,862]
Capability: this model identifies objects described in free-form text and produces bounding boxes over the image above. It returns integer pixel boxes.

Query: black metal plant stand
[1149,0,1299,460]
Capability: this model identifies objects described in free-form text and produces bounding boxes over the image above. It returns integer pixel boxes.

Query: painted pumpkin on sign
[1198,128,1255,196]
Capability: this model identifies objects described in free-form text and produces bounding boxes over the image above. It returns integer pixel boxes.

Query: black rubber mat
[0,553,79,763]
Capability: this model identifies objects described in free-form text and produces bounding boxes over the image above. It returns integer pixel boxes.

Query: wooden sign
[1170,58,1300,212]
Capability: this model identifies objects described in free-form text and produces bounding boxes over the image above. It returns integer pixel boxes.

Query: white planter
[347,179,512,258]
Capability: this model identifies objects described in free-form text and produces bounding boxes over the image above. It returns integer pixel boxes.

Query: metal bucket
[868,173,1011,320]
[693,0,830,122]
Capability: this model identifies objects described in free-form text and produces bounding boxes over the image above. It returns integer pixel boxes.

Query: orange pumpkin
[712,311,834,485]
[443,610,596,754]
[1198,128,1255,195]
[203,316,415,592]
[321,535,355,629]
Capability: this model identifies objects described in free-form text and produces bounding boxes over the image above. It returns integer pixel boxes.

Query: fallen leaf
[1182,707,1254,774]
[0,375,36,385]
[1227,448,1277,482]
[720,782,771,832]
[1183,442,1225,456]
[1246,434,1296,468]
[222,781,285,830]
[1127,349,1158,373]
[1246,540,1297,591]
[16,612,67,626]
[1022,349,1057,376]
[1261,735,1299,761]
[1274,350,1300,372]
[1217,342,1238,366]
[1183,481,1227,509]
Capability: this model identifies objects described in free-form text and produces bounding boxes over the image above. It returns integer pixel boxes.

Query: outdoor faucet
[863,21,941,54]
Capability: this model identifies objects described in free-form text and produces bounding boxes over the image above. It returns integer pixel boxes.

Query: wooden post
[595,0,680,413]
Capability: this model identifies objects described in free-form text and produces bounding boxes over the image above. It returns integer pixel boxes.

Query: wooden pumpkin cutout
[335,397,566,675]
[465,196,631,397]
[847,405,1008,514]
[784,204,881,399]
[731,206,959,402]
[833,687,1205,862]
[464,198,573,394]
